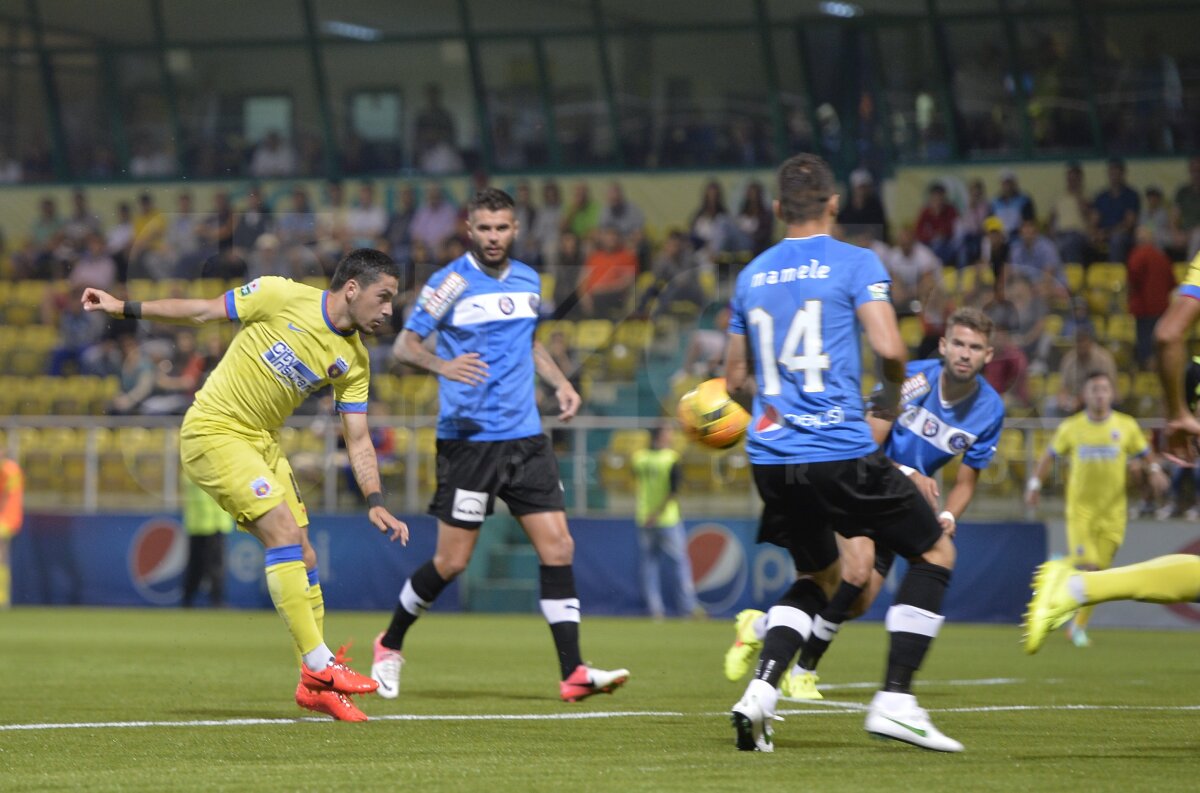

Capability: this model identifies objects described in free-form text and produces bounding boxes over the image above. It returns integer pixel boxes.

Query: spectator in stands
[534,181,564,274]
[68,234,117,293]
[981,301,1030,408]
[141,329,205,415]
[1139,185,1172,250]
[732,181,774,257]
[1172,155,1200,259]
[598,181,645,243]
[63,189,102,254]
[690,180,733,264]
[674,304,729,382]
[563,181,600,241]
[1010,218,1067,301]
[410,182,458,255]
[0,145,22,183]
[578,225,637,319]
[276,186,318,249]
[315,180,349,265]
[634,229,705,318]
[512,181,540,267]
[915,182,959,266]
[28,196,64,278]
[978,215,1010,292]
[414,83,457,166]
[1127,225,1177,369]
[129,192,169,280]
[384,183,417,265]
[1005,275,1051,373]
[837,168,888,243]
[989,170,1036,236]
[346,182,388,249]
[46,287,107,376]
[883,225,942,316]
[249,130,297,178]
[1049,161,1091,266]
[108,335,156,415]
[106,201,134,278]
[1050,324,1117,416]
[960,178,990,266]
[247,233,288,280]
[1092,157,1140,263]
[167,191,208,276]
[551,231,583,319]
[231,185,273,255]
[129,138,173,178]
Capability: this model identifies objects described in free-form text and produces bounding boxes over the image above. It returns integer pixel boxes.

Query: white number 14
[748,301,830,394]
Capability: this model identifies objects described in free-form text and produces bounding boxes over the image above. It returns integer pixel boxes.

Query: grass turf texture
[1,608,1197,792]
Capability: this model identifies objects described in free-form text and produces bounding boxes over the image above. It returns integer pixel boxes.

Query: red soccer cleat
[295,682,368,722]
[560,664,630,703]
[300,645,379,695]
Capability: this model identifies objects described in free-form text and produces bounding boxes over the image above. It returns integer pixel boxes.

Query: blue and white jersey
[405,253,543,441]
[729,235,893,465]
[886,359,1004,475]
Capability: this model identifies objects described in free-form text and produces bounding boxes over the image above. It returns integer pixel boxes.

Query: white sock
[752,613,768,641]
[302,642,335,672]
[745,678,779,713]
[1067,575,1086,604]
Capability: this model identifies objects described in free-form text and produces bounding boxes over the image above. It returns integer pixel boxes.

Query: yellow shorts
[180,413,308,531]
[1065,510,1124,568]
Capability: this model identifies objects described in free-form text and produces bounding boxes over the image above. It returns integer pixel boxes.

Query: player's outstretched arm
[1025,450,1054,508]
[723,332,756,412]
[81,288,229,326]
[393,329,488,385]
[532,340,580,422]
[341,412,408,545]
[857,301,907,412]
[941,464,981,536]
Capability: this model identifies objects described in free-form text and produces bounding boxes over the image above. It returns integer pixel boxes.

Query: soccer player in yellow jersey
[82,248,408,721]
[1024,371,1165,647]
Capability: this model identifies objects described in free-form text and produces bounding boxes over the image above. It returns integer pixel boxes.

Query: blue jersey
[886,359,1004,475]
[405,253,543,441]
[729,235,893,465]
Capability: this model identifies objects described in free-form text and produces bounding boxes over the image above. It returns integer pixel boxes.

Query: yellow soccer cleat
[1022,559,1081,655]
[780,668,823,700]
[724,609,764,682]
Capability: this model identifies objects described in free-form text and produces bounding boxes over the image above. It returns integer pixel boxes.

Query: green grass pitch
[1,608,1197,792]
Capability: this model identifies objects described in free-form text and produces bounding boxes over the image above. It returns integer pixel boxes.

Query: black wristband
[366,492,386,510]
[123,300,143,319]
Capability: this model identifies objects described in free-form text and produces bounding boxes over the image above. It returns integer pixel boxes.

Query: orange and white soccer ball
[677,378,750,449]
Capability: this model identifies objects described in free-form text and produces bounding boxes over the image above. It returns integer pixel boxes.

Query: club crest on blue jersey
[529,294,541,312]
[949,432,970,451]
[922,418,940,437]
[499,296,515,315]
[327,357,349,378]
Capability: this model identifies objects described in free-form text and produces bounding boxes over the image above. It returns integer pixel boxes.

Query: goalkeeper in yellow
[1024,251,1200,654]
[82,248,408,721]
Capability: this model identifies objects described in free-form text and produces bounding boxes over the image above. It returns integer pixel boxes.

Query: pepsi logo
[754,404,785,440]
[687,523,748,612]
[128,518,188,605]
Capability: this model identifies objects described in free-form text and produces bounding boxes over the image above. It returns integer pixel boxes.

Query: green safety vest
[631,447,681,528]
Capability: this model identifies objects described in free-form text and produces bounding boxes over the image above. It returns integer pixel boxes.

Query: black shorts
[429,434,565,529]
[753,451,942,572]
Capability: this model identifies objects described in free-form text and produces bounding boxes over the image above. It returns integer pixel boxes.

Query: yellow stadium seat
[957,267,977,294]
[536,319,576,346]
[1088,315,1107,338]
[1086,262,1126,292]
[574,319,614,353]
[398,375,438,414]
[899,316,924,349]
[1105,313,1135,344]
[1043,314,1064,339]
[1064,263,1084,292]
[614,320,654,350]
[941,267,957,293]
[1025,372,1046,403]
[541,273,555,305]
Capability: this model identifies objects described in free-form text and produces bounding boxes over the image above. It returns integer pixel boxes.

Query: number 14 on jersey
[748,301,831,395]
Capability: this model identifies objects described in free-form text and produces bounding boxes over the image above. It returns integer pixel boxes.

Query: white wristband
[938,510,956,526]
[897,464,916,476]
[1026,477,1042,492]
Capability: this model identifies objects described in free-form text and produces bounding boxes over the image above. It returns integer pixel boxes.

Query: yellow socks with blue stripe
[1075,554,1200,606]
[264,545,332,671]
[293,567,327,670]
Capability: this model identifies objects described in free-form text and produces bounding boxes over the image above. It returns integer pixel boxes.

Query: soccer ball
[677,378,750,449]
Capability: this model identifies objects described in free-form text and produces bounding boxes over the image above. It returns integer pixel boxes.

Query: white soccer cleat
[731,680,779,752]
[864,691,963,753]
[370,632,404,700]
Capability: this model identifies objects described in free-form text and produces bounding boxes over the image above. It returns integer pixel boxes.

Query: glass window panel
[768,0,929,20]
[0,55,50,181]
[322,41,476,175]
[1090,9,1200,155]
[932,0,999,11]
[543,37,613,168]
[314,0,460,37]
[163,0,305,42]
[602,0,753,26]
[608,30,773,168]
[118,53,176,178]
[1016,16,1095,153]
[170,45,323,177]
[38,0,155,45]
[772,27,816,159]
[801,21,856,163]
[479,40,549,171]
[468,0,591,33]
[876,23,953,162]
[944,20,1023,155]
[53,52,116,179]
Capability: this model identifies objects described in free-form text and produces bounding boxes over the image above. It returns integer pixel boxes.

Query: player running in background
[1024,372,1166,648]
[726,153,962,753]
[725,307,1004,698]
[83,249,408,722]
[370,188,628,703]
[0,447,24,609]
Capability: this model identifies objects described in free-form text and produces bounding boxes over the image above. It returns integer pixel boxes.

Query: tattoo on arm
[348,443,381,495]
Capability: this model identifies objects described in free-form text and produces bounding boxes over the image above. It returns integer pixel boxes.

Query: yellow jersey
[1051,410,1148,522]
[189,276,371,431]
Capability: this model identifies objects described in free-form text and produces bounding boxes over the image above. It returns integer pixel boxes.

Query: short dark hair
[1084,370,1113,387]
[329,248,400,291]
[467,187,515,215]
[777,153,835,223]
[946,307,994,342]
